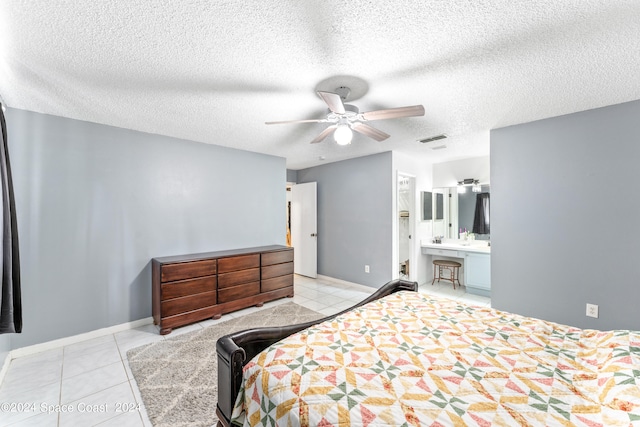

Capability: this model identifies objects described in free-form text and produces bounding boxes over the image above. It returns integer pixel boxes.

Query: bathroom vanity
[421,242,491,297]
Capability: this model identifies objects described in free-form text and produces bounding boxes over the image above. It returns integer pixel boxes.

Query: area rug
[127,303,324,427]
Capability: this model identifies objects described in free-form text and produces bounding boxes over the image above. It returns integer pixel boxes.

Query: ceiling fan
[266,87,425,145]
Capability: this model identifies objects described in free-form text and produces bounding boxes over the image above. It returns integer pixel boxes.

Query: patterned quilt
[231,291,640,426]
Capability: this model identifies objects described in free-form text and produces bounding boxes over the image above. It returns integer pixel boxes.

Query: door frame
[395,172,416,282]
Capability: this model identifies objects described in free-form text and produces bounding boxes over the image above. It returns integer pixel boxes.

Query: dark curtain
[472,193,490,235]
[0,105,21,334]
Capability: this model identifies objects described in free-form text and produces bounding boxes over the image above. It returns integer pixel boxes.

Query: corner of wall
[286,169,298,183]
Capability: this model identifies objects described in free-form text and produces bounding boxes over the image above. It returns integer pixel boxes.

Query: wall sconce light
[457,178,481,193]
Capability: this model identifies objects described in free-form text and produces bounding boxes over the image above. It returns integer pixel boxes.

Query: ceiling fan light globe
[334,125,353,145]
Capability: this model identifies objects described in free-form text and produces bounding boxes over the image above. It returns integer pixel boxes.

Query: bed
[216,279,640,426]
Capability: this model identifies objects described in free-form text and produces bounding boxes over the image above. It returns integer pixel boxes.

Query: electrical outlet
[365,265,370,273]
[586,303,599,318]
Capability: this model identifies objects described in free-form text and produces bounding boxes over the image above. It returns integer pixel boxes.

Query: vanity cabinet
[464,252,491,297]
[152,245,293,335]
[422,243,491,297]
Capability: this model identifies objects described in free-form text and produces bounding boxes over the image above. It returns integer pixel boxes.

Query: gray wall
[491,100,640,331]
[297,153,393,287]
[286,169,298,183]
[7,108,286,349]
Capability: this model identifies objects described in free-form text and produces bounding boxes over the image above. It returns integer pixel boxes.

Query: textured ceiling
[1,1,640,169]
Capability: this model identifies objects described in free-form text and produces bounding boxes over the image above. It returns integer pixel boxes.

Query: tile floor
[0,276,489,426]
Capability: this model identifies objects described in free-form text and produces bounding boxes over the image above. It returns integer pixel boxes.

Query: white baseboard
[0,317,154,384]
[315,274,427,291]
[315,275,377,293]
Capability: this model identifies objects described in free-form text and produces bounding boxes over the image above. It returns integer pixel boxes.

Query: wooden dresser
[152,245,293,335]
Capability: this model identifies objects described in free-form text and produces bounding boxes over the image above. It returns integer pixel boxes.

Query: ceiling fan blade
[265,118,326,125]
[317,91,345,114]
[352,122,390,141]
[310,125,337,144]
[361,105,425,121]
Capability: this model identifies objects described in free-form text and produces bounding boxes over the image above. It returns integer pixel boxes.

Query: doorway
[397,173,415,280]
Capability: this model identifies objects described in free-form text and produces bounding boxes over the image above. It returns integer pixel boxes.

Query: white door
[291,182,317,278]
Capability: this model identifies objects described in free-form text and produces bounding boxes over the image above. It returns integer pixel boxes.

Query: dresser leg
[212,314,222,320]
[160,327,172,335]
[256,302,264,307]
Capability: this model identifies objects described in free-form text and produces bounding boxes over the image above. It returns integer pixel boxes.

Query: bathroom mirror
[421,191,443,221]
[421,191,433,221]
[432,185,490,240]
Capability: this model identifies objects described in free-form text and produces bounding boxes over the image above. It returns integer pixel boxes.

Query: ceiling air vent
[418,134,447,143]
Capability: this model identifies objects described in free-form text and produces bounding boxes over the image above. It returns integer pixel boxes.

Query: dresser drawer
[161,291,217,317]
[161,276,216,300]
[218,281,260,303]
[261,274,293,293]
[161,260,217,282]
[218,254,260,273]
[261,262,293,280]
[218,268,260,289]
[425,248,460,258]
[262,249,293,266]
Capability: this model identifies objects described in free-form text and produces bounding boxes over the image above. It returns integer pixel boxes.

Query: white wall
[433,156,490,188]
